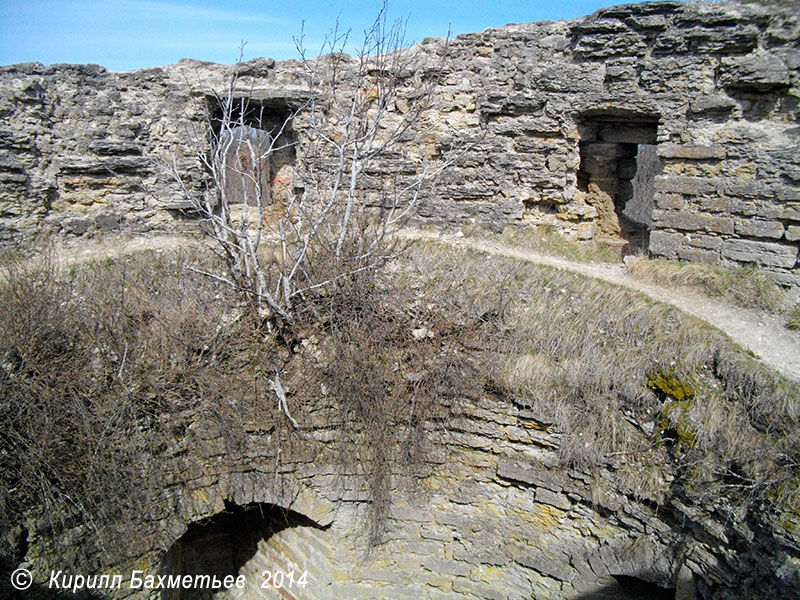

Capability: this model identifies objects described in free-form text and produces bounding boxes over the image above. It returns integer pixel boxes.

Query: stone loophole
[577,114,662,255]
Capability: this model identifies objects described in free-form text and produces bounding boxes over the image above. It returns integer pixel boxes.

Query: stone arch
[574,536,682,599]
[160,499,334,599]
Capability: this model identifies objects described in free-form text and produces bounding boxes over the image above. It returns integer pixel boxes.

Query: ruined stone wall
[430,0,800,284]
[20,392,800,599]
[1,1,798,283]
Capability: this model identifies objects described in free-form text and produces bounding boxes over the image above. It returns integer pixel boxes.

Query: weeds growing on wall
[0,244,478,564]
[306,265,477,543]
[2,237,798,567]
[404,242,800,513]
[0,249,257,566]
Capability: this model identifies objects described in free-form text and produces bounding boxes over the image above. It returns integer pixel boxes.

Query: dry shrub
[0,249,275,567]
[3,236,798,567]
[303,264,476,544]
[0,236,479,563]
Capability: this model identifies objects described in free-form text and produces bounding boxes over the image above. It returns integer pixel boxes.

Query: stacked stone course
[1,1,798,282]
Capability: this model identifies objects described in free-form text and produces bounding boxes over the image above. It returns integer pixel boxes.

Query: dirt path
[44,232,210,264]
[400,228,800,383]
[18,228,800,382]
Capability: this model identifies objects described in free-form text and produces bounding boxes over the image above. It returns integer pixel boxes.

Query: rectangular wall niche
[577,114,661,254]
[206,94,298,208]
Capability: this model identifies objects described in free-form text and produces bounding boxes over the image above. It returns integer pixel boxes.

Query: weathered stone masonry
[22,391,800,599]
[1,1,799,283]
[5,3,800,599]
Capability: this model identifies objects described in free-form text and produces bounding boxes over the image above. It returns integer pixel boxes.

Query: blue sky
[1,0,659,71]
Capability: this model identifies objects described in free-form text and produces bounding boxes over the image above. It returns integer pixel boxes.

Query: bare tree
[162,3,461,339]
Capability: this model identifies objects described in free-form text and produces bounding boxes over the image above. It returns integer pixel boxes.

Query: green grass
[788,306,800,331]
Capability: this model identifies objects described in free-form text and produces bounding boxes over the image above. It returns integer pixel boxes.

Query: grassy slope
[1,240,798,566]
[403,241,800,515]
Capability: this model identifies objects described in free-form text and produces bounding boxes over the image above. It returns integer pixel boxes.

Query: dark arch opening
[576,574,676,600]
[161,500,324,599]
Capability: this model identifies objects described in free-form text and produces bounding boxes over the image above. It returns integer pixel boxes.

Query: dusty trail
[400,228,800,383]
[17,229,800,382]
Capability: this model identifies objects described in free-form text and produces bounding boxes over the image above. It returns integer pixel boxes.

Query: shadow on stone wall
[575,574,676,600]
[161,500,326,600]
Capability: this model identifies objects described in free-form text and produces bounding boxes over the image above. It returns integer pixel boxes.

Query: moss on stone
[647,370,695,401]
[660,399,697,452]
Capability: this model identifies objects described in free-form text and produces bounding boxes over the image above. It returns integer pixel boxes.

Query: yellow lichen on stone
[647,370,695,401]
[660,400,697,451]
[521,503,564,532]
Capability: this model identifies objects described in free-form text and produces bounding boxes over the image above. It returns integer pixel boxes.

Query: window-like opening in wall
[206,95,299,209]
[577,113,661,255]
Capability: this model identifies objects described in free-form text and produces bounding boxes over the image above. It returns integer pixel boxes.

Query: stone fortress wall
[24,391,800,599]
[4,3,800,599]
[0,1,799,283]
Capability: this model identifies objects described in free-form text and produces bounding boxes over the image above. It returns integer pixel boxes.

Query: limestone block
[656,211,734,234]
[786,226,800,242]
[56,155,147,174]
[677,246,720,264]
[649,230,683,257]
[88,138,142,156]
[658,144,726,160]
[655,193,685,210]
[513,548,577,582]
[571,19,629,34]
[576,222,595,240]
[735,219,785,239]
[721,239,798,268]
[767,271,800,288]
[535,487,572,510]
[688,234,722,250]
[682,25,760,55]
[574,32,648,59]
[61,217,91,235]
[719,52,791,91]
[655,176,718,196]
[0,172,27,183]
[688,94,737,115]
[699,197,729,213]
[95,213,120,230]
[627,15,668,31]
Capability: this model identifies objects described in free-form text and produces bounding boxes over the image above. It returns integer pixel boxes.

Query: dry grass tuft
[2,235,798,567]
[0,242,474,561]
[626,255,788,314]
[0,248,287,566]
[460,223,625,263]
[403,241,800,515]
